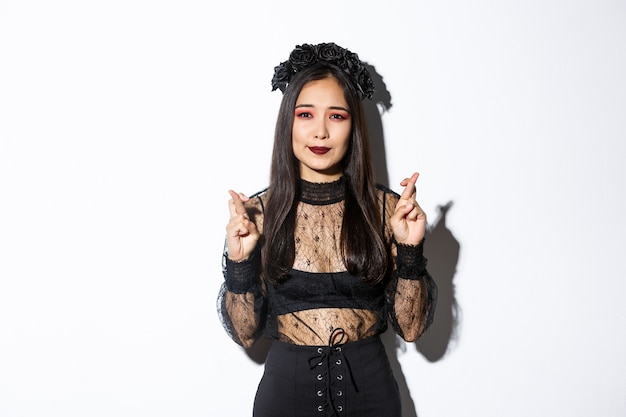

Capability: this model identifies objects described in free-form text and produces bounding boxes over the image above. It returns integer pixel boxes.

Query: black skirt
[253,335,401,417]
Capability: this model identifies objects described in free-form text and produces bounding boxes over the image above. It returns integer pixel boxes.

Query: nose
[314,120,329,140]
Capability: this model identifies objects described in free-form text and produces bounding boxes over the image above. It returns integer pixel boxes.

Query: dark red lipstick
[309,146,330,155]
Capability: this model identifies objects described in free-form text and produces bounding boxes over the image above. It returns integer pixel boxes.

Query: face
[292,77,352,182]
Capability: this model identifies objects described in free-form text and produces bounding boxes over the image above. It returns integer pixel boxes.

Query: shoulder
[249,187,269,199]
[375,183,400,207]
[375,183,400,198]
[375,184,398,239]
[245,187,269,213]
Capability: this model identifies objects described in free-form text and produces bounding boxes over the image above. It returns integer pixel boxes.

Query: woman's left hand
[390,172,427,245]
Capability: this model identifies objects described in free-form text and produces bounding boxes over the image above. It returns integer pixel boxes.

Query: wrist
[395,239,427,279]
[225,257,257,293]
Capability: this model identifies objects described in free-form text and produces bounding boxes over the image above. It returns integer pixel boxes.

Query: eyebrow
[295,104,351,112]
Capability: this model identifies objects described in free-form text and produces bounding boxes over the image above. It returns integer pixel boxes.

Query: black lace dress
[217,178,437,417]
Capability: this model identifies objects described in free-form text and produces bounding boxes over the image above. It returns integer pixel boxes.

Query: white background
[1,1,625,416]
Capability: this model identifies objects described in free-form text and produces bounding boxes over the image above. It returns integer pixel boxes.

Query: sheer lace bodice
[217,178,437,348]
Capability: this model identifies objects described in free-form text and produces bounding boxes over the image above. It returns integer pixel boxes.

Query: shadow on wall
[417,202,461,362]
[363,63,391,189]
[243,63,462,417]
[365,63,461,417]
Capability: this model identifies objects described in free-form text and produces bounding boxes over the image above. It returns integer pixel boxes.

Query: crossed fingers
[228,190,250,219]
[399,172,420,212]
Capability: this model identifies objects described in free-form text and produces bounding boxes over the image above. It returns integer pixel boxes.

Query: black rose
[317,42,345,63]
[289,44,318,69]
[355,68,375,99]
[271,61,293,92]
[342,53,361,76]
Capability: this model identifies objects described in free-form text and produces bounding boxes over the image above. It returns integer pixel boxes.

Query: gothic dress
[217,177,437,417]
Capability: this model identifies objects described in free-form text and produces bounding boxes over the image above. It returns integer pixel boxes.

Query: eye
[295,110,313,118]
[330,112,350,120]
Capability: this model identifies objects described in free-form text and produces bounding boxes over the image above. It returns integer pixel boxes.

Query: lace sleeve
[216,192,268,348]
[378,187,438,342]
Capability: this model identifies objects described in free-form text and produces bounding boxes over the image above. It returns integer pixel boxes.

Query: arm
[386,239,437,342]
[216,191,267,348]
[383,174,438,342]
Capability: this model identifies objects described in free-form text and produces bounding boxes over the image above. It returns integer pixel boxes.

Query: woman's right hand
[226,190,260,262]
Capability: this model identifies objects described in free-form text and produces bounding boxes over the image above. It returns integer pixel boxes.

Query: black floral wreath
[271,42,375,100]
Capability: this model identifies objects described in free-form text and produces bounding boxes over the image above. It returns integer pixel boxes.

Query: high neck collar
[298,177,346,205]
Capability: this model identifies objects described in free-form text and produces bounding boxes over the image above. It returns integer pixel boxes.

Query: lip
[309,146,330,155]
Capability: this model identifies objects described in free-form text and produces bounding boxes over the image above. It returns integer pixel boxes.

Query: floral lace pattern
[217,179,437,347]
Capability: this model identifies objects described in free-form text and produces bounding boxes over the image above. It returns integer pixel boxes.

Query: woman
[217,42,437,417]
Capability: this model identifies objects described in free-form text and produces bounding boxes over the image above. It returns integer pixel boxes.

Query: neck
[298,177,346,205]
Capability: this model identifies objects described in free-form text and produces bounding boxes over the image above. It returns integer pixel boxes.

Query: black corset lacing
[308,328,358,416]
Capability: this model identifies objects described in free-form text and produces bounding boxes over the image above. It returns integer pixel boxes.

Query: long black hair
[261,64,389,285]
